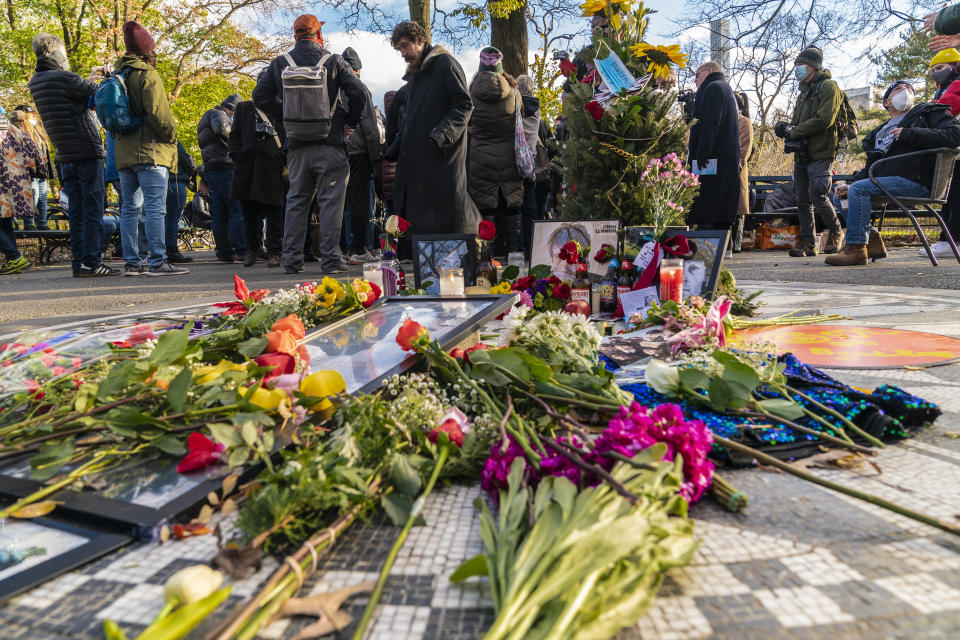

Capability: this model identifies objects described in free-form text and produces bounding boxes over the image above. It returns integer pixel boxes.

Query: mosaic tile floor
[3,281,960,639]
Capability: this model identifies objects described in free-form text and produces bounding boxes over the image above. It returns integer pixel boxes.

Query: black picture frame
[411,234,478,295]
[0,508,129,604]
[674,229,729,299]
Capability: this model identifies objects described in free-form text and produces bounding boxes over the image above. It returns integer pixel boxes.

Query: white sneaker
[919,241,955,257]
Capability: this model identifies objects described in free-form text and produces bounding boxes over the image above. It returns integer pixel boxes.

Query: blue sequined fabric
[603,353,941,465]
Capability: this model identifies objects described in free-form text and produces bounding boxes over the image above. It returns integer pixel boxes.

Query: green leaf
[149,325,191,366]
[30,437,76,481]
[382,492,414,526]
[486,348,531,382]
[208,422,243,448]
[96,361,136,401]
[530,264,551,280]
[151,434,185,456]
[469,363,512,386]
[720,360,760,395]
[236,336,268,359]
[388,454,423,498]
[678,367,710,391]
[756,398,806,420]
[708,377,731,412]
[239,305,271,330]
[500,264,520,282]
[167,367,192,413]
[228,445,250,468]
[450,554,488,583]
[240,421,258,447]
[513,350,553,381]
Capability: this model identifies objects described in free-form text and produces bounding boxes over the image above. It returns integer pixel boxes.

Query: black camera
[774,121,807,154]
[552,49,569,61]
[676,89,696,123]
[255,114,277,139]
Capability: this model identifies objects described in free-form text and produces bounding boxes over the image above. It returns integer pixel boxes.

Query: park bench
[14,206,70,264]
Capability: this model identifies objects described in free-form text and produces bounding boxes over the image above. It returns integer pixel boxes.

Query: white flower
[163,565,223,605]
[645,359,680,396]
[385,215,400,235]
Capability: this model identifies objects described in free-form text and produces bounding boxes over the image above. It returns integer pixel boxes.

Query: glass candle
[507,252,526,276]
[659,258,684,303]
[363,262,383,292]
[380,260,399,296]
[439,267,465,296]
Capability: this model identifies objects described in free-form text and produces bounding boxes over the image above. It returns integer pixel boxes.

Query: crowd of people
[0,16,557,278]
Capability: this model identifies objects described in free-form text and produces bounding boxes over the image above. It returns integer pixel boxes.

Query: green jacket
[113,54,177,172]
[789,69,842,161]
[936,5,960,35]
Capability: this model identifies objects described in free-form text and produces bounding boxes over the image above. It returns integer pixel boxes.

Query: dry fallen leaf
[185,521,211,535]
[292,612,353,640]
[221,498,236,516]
[904,365,926,371]
[159,525,171,543]
[207,491,220,506]
[280,582,375,640]
[10,500,60,519]
[212,544,262,578]
[197,504,214,523]
[222,474,239,496]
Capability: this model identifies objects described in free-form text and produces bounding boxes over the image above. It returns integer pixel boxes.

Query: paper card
[620,286,659,320]
[691,159,717,176]
[594,50,636,95]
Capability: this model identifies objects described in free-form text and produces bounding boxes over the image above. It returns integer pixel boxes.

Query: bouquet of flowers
[640,152,700,240]
[509,275,572,313]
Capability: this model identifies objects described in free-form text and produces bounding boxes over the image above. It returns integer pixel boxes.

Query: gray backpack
[281,52,340,142]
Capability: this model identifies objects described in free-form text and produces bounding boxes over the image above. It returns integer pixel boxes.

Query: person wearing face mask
[826,81,960,266]
[198,93,245,263]
[775,46,844,258]
[926,49,960,257]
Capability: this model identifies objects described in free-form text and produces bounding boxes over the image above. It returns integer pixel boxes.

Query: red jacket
[936,80,960,117]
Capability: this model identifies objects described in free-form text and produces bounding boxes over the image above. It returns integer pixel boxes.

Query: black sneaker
[76,264,119,277]
[147,261,189,276]
[788,242,817,258]
[123,264,144,277]
[321,264,348,275]
[216,256,234,263]
[282,265,304,274]
[167,252,194,264]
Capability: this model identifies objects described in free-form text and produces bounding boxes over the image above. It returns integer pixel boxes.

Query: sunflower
[580,0,633,17]
[630,42,688,80]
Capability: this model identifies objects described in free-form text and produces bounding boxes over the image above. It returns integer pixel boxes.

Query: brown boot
[243,252,258,267]
[823,228,844,254]
[267,254,281,268]
[867,231,887,260]
[788,241,817,257]
[824,244,867,266]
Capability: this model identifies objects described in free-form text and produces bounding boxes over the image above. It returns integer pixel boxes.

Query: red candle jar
[658,258,684,303]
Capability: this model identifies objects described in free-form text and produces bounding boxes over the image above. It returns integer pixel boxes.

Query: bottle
[617,260,633,300]
[599,258,619,315]
[476,243,497,289]
[571,263,591,305]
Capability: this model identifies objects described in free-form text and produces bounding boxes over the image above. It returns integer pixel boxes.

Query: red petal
[233,274,250,302]
[250,289,269,301]
[187,432,218,453]
[177,450,215,473]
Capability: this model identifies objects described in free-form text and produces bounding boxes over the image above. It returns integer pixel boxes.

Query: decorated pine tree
[560,1,693,225]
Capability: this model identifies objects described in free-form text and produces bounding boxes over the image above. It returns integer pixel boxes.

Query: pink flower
[703,296,733,349]
[519,290,534,307]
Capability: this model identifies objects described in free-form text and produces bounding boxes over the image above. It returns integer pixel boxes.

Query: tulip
[645,359,680,396]
[299,369,347,411]
[163,565,224,607]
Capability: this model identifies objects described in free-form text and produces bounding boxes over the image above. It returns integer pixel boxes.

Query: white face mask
[891,90,914,112]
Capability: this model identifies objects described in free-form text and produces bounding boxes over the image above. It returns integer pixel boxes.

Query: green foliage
[869,25,934,101]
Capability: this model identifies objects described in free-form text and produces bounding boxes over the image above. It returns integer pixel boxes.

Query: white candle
[439,268,464,296]
[363,263,383,291]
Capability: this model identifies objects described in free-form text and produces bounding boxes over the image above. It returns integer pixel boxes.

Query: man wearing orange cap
[253,14,366,275]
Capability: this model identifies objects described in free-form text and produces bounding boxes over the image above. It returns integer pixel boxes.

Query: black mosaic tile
[725,558,805,590]
[695,593,782,635]
[145,557,210,585]
[425,606,496,639]
[817,579,914,621]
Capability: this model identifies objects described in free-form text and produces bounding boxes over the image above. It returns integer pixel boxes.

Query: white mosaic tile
[904,440,960,463]
[430,572,493,609]
[779,549,865,586]
[875,573,960,614]
[257,617,291,640]
[873,539,960,572]
[364,604,431,640]
[891,322,960,337]
[753,585,855,627]
[93,534,219,583]
[668,564,750,597]
[828,367,957,386]
[691,520,812,564]
[306,570,379,595]
[635,595,712,640]
[94,583,165,625]
[7,571,91,609]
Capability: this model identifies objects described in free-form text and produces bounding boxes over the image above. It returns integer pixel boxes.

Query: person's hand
[343,125,355,138]
[834,184,848,197]
[931,33,960,51]
[696,157,708,170]
[892,127,903,140]
[923,10,939,33]
[774,122,789,139]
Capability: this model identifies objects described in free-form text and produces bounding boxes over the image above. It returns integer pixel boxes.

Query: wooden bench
[14,207,71,264]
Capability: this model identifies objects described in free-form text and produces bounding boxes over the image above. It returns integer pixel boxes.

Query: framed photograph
[0,507,129,604]
[531,219,619,282]
[678,230,729,299]
[411,234,478,295]
[623,226,688,261]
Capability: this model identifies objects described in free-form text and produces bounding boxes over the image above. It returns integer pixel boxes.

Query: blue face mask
[794,65,809,82]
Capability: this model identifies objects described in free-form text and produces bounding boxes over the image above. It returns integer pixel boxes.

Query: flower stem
[732,409,875,455]
[714,435,960,536]
[710,473,749,512]
[351,446,450,640]
[783,384,885,448]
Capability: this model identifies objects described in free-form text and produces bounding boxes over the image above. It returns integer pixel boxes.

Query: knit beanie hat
[479,47,504,74]
[882,80,914,102]
[123,21,156,55]
[342,47,362,71]
[293,14,324,43]
[795,46,822,70]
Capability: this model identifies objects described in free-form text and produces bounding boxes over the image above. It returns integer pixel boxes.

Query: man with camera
[775,46,844,257]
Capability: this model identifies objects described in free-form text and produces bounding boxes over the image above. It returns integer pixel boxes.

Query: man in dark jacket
[775,46,844,258]
[390,20,478,249]
[828,81,960,266]
[341,47,383,264]
[253,15,366,275]
[687,61,741,231]
[229,100,286,267]
[198,93,245,262]
[166,141,196,263]
[28,33,117,277]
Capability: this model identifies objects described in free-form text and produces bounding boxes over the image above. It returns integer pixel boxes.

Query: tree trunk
[491,0,527,77]
[409,0,431,43]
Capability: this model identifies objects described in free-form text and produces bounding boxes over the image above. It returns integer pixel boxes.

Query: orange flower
[396,317,429,351]
[271,314,305,340]
[266,329,298,356]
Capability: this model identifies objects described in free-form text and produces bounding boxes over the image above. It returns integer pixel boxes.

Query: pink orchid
[704,296,733,348]
[666,296,732,354]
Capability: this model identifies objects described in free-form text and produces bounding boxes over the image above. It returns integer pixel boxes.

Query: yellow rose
[299,370,346,411]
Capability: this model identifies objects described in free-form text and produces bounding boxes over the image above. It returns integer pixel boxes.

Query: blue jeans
[166,179,187,252]
[846,176,928,244]
[101,215,118,253]
[0,219,19,260]
[25,179,48,229]
[830,193,878,236]
[119,165,169,268]
[204,169,245,258]
[60,159,105,272]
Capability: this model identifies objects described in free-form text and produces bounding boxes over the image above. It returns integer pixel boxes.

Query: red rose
[254,352,296,379]
[548,275,561,286]
[478,220,497,242]
[361,282,382,308]
[464,342,490,363]
[397,216,411,234]
[396,317,429,352]
[513,276,536,291]
[593,243,614,263]
[559,58,577,78]
[552,283,571,300]
[584,100,603,121]
[129,324,155,345]
[428,418,465,448]
[449,348,466,360]
[177,433,226,474]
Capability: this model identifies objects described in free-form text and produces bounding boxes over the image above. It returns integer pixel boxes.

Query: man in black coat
[253,14,366,275]
[28,33,117,277]
[390,20,479,248]
[198,93,245,262]
[687,61,741,231]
